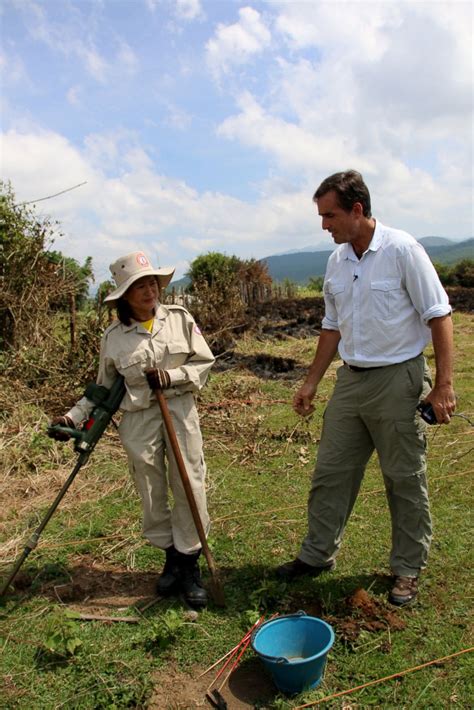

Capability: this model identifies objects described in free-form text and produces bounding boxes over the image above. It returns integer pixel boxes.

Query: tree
[453,259,474,288]
[433,259,474,288]
[186,252,241,291]
[46,251,93,309]
[432,261,456,286]
[238,258,272,286]
[0,180,93,350]
[185,252,273,353]
[307,276,324,292]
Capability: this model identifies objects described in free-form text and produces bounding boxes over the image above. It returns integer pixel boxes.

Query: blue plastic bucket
[251,612,335,695]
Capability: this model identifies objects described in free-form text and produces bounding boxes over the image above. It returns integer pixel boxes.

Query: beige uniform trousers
[118,392,210,554]
[300,354,432,577]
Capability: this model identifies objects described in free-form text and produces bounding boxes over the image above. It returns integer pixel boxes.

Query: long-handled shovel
[154,389,225,607]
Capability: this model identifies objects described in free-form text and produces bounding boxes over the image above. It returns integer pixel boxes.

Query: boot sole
[388,593,418,607]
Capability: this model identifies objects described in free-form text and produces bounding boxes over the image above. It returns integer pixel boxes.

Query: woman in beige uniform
[50,251,215,608]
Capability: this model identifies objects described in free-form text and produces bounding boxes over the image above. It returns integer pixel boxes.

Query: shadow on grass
[4,558,394,620]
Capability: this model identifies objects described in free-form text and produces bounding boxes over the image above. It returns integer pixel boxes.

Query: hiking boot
[156,545,180,596]
[176,551,208,609]
[388,575,419,606]
[276,558,335,580]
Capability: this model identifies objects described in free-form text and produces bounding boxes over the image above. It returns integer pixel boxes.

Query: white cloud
[213,1,472,235]
[217,91,372,177]
[0,49,28,86]
[16,0,139,83]
[2,0,472,285]
[145,0,160,12]
[116,41,139,76]
[206,6,271,77]
[163,102,193,130]
[1,127,327,279]
[176,0,203,21]
[66,85,82,107]
[274,0,399,59]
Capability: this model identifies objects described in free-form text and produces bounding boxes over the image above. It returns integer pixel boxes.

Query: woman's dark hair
[116,297,134,326]
[313,170,372,217]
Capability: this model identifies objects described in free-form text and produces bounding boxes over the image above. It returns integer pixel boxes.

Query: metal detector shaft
[1,375,125,598]
[0,454,87,597]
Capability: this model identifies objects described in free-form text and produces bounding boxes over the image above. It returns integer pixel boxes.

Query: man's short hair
[313,170,372,217]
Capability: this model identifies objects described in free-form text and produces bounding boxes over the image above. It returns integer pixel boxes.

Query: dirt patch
[17,555,159,613]
[148,657,276,710]
[147,588,406,708]
[282,587,405,644]
[330,588,406,642]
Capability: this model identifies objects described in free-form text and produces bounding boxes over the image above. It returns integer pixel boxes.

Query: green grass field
[1,312,473,709]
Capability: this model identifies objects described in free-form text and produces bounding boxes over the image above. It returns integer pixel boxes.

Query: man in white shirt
[277,170,456,606]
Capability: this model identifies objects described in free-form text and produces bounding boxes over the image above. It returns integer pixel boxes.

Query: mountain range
[171,237,473,288]
[261,237,473,284]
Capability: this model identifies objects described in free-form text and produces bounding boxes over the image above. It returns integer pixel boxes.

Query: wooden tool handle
[155,389,217,574]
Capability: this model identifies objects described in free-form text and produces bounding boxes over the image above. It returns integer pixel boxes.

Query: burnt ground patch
[247,295,325,340]
[213,351,304,380]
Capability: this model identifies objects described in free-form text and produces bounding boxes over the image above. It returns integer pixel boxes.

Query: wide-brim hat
[104,251,175,303]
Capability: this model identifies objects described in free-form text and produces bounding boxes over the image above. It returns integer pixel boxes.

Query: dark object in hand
[416,401,438,425]
[48,416,75,440]
[145,368,171,390]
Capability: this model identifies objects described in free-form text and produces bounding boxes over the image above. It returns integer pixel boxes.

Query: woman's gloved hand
[145,368,171,391]
[48,416,75,441]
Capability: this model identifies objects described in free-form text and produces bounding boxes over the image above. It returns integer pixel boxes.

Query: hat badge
[136,253,149,267]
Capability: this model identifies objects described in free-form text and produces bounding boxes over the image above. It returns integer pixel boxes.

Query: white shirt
[322,220,451,367]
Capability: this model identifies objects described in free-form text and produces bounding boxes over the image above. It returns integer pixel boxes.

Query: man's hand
[145,368,171,391]
[427,315,455,425]
[293,381,317,417]
[48,416,75,441]
[424,384,456,425]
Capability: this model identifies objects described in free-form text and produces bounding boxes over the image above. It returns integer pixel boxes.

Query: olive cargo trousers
[299,355,432,577]
[118,392,210,554]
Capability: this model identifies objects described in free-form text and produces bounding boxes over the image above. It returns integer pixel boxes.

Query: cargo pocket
[391,420,427,476]
[370,278,401,319]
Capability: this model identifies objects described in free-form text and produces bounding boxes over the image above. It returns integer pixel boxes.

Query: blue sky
[1,0,473,283]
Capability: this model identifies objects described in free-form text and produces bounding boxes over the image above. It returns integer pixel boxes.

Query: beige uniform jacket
[67,304,215,425]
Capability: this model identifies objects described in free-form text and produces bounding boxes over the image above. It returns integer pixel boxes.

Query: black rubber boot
[176,550,208,609]
[156,545,180,596]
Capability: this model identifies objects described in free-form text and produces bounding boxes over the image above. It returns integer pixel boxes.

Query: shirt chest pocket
[118,351,149,386]
[370,278,402,319]
[165,340,190,369]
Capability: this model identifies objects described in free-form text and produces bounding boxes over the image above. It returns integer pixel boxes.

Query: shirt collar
[343,218,383,260]
[367,219,383,252]
[122,304,170,333]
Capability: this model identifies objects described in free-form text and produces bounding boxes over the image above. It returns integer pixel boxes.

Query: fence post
[69,292,76,360]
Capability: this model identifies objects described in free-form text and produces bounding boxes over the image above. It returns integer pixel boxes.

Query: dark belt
[344,362,385,372]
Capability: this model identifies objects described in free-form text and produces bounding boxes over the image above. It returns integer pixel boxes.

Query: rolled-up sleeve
[321,268,342,331]
[404,243,451,324]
